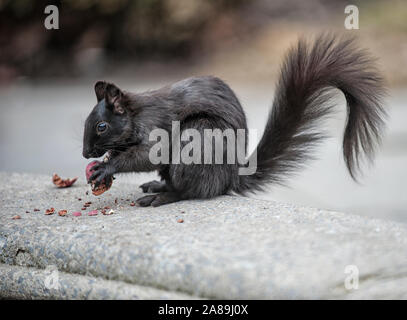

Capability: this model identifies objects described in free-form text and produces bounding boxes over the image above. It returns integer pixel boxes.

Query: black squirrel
[83,34,386,207]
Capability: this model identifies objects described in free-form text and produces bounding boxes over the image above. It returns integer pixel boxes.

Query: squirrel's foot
[136,194,157,207]
[136,192,180,207]
[139,180,168,193]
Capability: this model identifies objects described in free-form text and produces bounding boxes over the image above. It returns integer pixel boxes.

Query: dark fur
[83,34,386,206]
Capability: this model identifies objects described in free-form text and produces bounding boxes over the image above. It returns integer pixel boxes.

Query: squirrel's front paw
[88,163,115,189]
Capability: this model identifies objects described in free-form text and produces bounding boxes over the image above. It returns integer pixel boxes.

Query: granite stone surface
[1,172,406,299]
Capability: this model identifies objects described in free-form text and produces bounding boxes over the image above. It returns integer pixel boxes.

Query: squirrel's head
[82,81,132,159]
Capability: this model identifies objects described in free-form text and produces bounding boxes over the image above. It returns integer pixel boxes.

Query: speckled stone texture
[0,264,198,299]
[1,172,407,299]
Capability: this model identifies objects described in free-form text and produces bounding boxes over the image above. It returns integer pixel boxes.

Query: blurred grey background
[0,0,406,223]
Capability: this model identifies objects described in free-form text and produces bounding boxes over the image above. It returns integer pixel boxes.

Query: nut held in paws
[85,160,113,196]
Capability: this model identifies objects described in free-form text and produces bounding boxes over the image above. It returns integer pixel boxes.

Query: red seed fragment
[177,218,184,223]
[81,207,86,210]
[130,202,136,207]
[78,198,82,201]
[12,215,21,220]
[104,206,110,209]
[45,208,55,215]
[58,210,67,216]
[88,210,98,216]
[72,212,82,217]
[34,209,40,212]
[114,198,118,204]
[52,173,77,188]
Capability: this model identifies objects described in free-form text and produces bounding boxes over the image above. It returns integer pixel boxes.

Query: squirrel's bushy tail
[237,34,387,194]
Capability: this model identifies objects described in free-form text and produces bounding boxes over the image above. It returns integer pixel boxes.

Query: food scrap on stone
[177,218,184,223]
[58,210,67,216]
[101,209,114,215]
[52,173,78,188]
[45,208,55,215]
[88,210,98,216]
[86,161,113,196]
[12,215,21,220]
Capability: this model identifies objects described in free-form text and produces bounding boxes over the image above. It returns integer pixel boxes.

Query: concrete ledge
[0,264,199,299]
[1,172,407,299]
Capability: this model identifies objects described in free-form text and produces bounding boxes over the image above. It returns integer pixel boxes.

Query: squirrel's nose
[82,148,91,159]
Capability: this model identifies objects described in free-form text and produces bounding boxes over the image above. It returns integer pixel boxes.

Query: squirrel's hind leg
[136,194,157,207]
[151,192,181,207]
[136,192,181,207]
[140,180,168,193]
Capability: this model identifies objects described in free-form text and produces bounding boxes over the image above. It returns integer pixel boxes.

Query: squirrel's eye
[97,122,107,133]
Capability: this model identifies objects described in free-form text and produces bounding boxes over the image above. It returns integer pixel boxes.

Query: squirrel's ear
[105,83,125,114]
[94,81,107,102]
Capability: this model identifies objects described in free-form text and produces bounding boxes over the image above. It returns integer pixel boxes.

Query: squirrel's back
[169,76,248,132]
